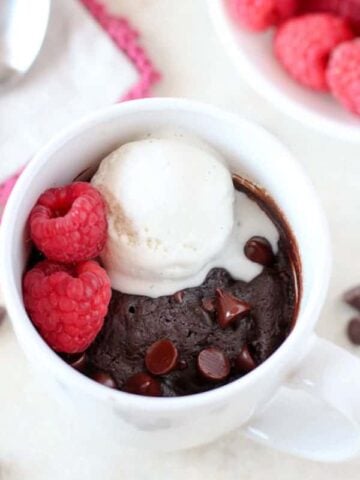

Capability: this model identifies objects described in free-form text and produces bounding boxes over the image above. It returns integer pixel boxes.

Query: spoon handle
[0,0,51,85]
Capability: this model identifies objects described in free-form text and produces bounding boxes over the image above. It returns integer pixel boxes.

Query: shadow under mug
[1,98,360,462]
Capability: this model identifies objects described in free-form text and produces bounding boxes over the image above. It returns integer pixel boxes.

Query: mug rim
[0,98,331,412]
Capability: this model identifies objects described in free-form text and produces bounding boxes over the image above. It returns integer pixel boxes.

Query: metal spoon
[0,0,50,87]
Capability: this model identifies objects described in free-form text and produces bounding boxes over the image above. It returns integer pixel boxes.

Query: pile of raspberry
[228,0,360,116]
[23,182,111,354]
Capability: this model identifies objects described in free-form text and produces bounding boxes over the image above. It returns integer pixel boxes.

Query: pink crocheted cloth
[0,0,160,215]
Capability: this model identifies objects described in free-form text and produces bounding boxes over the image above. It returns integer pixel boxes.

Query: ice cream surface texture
[91,136,279,297]
[91,138,234,296]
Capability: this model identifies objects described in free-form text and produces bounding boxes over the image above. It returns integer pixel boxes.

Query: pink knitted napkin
[0,0,160,216]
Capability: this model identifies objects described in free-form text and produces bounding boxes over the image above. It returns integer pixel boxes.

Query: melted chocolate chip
[174,291,185,304]
[91,371,116,388]
[145,339,178,375]
[124,373,162,396]
[197,347,230,381]
[235,345,256,373]
[344,286,360,311]
[201,297,215,312]
[347,318,360,345]
[244,236,274,266]
[215,289,251,328]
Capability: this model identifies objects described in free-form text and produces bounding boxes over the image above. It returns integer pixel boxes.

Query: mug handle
[244,334,360,462]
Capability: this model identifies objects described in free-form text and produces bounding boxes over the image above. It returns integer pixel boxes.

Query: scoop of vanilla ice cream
[91,138,234,297]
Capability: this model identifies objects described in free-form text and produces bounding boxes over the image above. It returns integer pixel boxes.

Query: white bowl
[207,0,360,142]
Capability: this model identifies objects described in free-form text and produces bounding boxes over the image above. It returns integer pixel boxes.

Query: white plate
[207,0,360,142]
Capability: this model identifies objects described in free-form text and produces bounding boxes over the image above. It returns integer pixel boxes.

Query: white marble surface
[1,0,360,478]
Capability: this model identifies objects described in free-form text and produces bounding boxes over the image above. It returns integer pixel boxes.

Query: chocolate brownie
[85,232,297,396]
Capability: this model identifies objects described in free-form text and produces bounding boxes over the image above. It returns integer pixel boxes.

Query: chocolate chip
[244,236,274,266]
[235,345,256,373]
[91,371,116,388]
[123,372,162,396]
[69,353,87,372]
[201,297,215,312]
[344,286,360,311]
[174,291,185,303]
[145,339,179,375]
[347,318,360,345]
[215,289,251,328]
[0,306,6,323]
[197,347,230,381]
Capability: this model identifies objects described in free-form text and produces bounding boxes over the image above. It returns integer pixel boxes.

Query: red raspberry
[23,260,111,353]
[327,39,360,115]
[29,182,107,263]
[227,0,299,31]
[301,0,360,32]
[274,13,355,90]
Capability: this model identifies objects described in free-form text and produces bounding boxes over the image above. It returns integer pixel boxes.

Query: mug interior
[1,98,331,406]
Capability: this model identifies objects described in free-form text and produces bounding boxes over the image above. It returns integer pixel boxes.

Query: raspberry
[274,14,355,90]
[301,0,360,32]
[275,0,300,21]
[29,182,107,263]
[227,0,299,32]
[327,39,360,115]
[23,260,111,353]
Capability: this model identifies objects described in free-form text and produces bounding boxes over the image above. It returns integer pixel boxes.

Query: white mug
[2,98,360,462]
